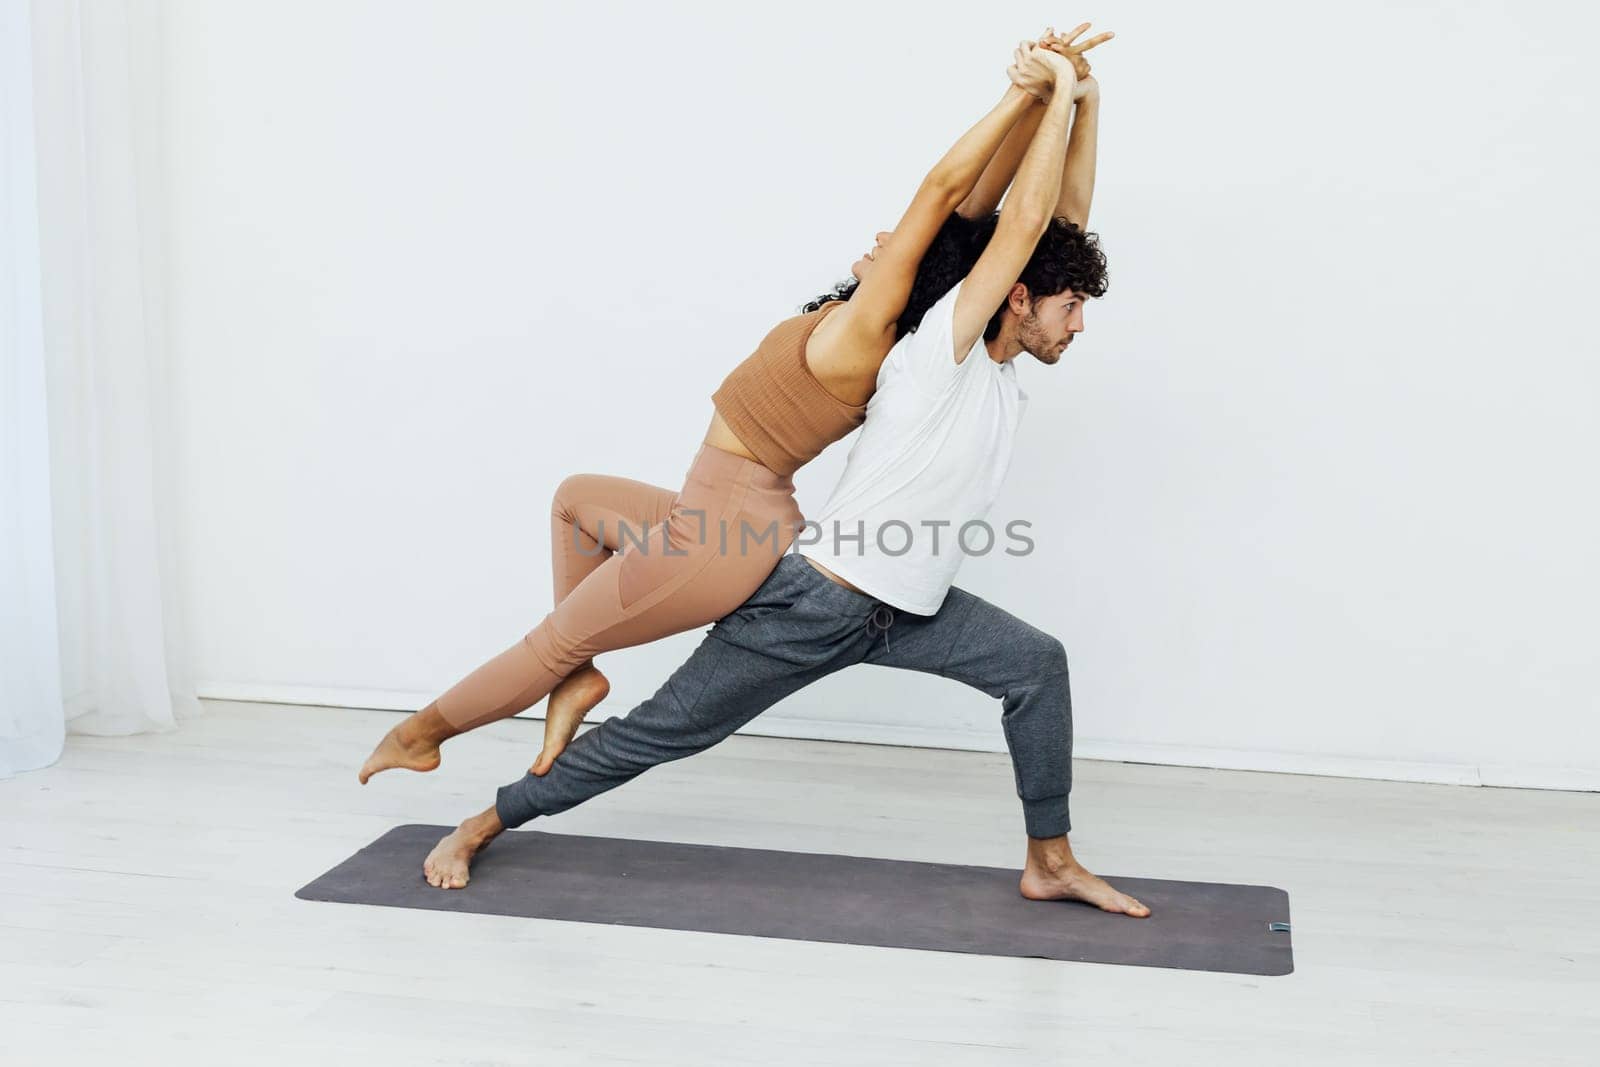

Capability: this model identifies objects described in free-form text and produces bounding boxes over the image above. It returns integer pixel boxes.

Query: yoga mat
[297,825,1293,976]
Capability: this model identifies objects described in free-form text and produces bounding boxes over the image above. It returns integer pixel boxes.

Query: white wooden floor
[2,700,1596,1066]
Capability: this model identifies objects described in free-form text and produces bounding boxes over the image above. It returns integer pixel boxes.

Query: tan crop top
[711,299,867,477]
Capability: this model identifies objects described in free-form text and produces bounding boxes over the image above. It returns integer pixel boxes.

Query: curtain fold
[1,0,198,780]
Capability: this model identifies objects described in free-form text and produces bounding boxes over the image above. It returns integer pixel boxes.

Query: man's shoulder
[929,279,963,333]
[892,282,964,360]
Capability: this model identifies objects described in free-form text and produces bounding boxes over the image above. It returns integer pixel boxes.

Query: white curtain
[1,0,198,779]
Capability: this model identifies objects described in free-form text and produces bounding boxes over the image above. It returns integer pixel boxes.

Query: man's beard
[1018,312,1054,360]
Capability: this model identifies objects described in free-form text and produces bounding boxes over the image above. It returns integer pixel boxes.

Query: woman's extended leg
[359,446,801,782]
[358,472,676,782]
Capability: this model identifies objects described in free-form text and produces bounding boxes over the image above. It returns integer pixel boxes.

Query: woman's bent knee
[550,473,597,520]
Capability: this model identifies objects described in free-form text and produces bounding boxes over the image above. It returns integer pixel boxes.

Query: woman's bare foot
[357,704,454,784]
[530,664,610,775]
[1020,836,1150,917]
[422,806,504,890]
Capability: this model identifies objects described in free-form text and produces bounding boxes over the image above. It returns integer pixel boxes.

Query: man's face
[1017,289,1089,364]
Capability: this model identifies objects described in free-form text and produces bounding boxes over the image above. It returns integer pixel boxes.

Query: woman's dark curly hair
[802,212,997,340]
[803,213,1108,343]
[984,216,1109,341]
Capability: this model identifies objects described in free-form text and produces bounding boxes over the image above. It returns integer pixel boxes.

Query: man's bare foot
[530,664,610,775]
[357,705,453,784]
[1020,862,1150,916]
[422,807,503,890]
[1020,836,1150,917]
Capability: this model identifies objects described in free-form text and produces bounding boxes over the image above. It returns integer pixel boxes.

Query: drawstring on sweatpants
[865,603,896,653]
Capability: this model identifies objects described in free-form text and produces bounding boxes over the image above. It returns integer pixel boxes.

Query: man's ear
[1007,283,1032,317]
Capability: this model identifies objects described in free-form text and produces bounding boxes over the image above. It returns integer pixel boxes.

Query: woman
[360,28,1109,784]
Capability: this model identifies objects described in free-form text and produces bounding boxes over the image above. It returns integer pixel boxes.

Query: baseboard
[195,680,1600,793]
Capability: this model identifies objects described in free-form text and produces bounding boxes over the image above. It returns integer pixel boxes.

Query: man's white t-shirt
[800,281,1027,615]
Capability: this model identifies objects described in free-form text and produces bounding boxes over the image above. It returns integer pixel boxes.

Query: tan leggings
[434,444,804,732]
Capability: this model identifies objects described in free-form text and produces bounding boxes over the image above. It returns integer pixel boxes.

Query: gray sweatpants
[494,553,1075,838]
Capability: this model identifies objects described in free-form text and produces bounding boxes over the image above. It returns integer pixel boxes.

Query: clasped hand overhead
[1007,22,1113,103]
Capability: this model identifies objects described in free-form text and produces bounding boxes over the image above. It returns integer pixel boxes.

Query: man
[419,35,1148,918]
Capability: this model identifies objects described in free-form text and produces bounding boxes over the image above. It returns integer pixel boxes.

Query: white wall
[162,0,1600,788]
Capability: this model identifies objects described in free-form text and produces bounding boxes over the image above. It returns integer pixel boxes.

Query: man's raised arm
[1055,77,1100,227]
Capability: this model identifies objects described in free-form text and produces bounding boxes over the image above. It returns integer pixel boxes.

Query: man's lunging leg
[864,587,1149,917]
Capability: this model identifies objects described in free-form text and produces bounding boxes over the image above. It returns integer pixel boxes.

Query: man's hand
[1034,43,1077,96]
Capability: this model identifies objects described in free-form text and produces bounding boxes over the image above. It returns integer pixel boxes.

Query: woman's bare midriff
[703,411,763,463]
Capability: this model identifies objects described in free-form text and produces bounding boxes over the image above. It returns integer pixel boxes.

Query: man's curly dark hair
[803,213,1108,343]
[802,212,996,340]
[984,216,1109,341]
